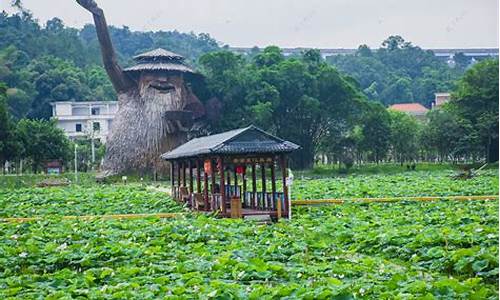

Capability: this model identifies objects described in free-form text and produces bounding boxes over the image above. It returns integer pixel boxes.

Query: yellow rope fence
[1,212,183,223]
[292,195,499,205]
[1,195,497,222]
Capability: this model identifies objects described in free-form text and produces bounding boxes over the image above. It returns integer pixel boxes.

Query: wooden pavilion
[161,125,300,219]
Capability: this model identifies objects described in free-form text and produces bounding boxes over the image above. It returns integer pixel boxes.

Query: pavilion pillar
[251,163,256,209]
[270,159,276,210]
[196,160,201,193]
[181,161,186,187]
[176,160,181,200]
[211,159,216,211]
[219,157,226,215]
[233,166,238,196]
[242,166,247,208]
[170,161,174,197]
[188,160,193,194]
[226,167,231,197]
[204,163,209,211]
[280,155,289,218]
[261,163,266,209]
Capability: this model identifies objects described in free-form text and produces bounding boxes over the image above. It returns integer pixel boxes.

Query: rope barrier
[292,195,499,205]
[1,212,183,223]
[1,195,496,222]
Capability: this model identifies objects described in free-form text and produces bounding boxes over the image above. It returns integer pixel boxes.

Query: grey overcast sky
[1,0,498,48]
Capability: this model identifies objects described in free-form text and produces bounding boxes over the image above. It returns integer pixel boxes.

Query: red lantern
[235,165,246,174]
[204,160,212,175]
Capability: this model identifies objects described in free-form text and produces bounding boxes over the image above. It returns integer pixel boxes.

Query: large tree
[16,119,71,172]
[449,59,499,162]
[388,110,421,164]
[328,36,461,106]
[199,48,366,168]
[360,102,391,163]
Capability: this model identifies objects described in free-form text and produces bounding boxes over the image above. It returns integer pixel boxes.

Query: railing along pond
[174,184,284,213]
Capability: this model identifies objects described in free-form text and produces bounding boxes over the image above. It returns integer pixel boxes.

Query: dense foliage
[0,12,220,120]
[0,9,497,171]
[0,199,497,298]
[199,47,367,168]
[448,59,499,162]
[327,36,463,106]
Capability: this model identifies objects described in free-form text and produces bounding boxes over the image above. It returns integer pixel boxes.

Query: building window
[93,122,100,132]
[75,123,82,132]
[91,107,100,115]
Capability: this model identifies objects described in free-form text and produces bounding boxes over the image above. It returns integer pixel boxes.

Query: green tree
[16,118,71,172]
[199,48,366,168]
[449,59,499,162]
[328,36,461,106]
[453,52,471,70]
[421,109,475,162]
[388,110,421,164]
[360,103,391,163]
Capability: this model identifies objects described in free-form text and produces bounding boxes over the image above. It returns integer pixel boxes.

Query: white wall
[55,103,72,116]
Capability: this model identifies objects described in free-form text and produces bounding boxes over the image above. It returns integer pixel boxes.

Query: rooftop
[133,48,184,61]
[125,48,197,75]
[389,103,429,114]
[161,125,300,160]
[50,101,118,106]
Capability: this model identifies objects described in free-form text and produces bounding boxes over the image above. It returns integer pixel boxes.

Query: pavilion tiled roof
[161,125,300,160]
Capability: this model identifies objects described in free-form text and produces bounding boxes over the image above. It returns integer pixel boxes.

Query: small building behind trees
[389,103,429,121]
[161,125,300,219]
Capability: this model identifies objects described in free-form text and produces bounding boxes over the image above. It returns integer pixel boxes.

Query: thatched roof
[133,48,184,60]
[161,125,300,160]
[124,48,198,75]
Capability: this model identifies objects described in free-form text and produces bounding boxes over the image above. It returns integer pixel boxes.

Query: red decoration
[235,165,246,174]
[204,160,212,175]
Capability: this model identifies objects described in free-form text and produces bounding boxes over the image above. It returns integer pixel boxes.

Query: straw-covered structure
[124,48,197,75]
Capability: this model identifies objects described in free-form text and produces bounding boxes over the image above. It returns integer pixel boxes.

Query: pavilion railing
[242,191,284,211]
[181,185,285,215]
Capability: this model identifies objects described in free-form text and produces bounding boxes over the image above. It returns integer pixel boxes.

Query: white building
[50,101,118,143]
[432,93,451,108]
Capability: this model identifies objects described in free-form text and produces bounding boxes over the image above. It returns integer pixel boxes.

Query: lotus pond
[0,200,497,299]
[293,169,498,199]
[0,168,498,298]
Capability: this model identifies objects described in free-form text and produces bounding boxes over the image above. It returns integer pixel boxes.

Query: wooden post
[226,166,231,198]
[170,161,174,197]
[280,155,289,218]
[176,160,181,200]
[219,157,226,215]
[276,195,282,219]
[233,166,238,196]
[270,159,276,210]
[211,159,216,211]
[251,163,256,209]
[188,160,193,194]
[196,160,201,193]
[261,163,266,209]
[242,167,247,208]
[181,161,186,187]
[204,166,209,210]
